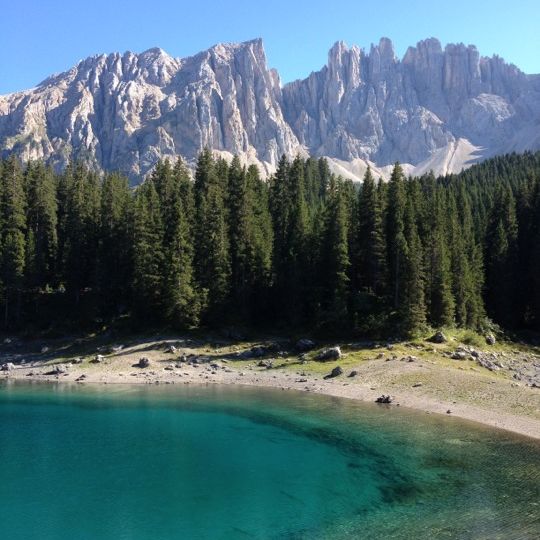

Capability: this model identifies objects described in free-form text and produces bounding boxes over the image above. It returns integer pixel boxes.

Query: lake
[0,381,538,539]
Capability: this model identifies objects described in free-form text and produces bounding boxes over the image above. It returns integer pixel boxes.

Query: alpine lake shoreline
[1,329,540,441]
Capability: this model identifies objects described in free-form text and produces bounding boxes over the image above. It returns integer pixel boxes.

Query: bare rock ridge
[1,37,539,183]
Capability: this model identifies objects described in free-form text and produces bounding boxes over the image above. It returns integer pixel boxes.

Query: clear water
[0,381,538,539]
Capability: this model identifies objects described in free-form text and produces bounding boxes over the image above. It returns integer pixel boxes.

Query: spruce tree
[386,163,407,310]
[426,188,455,327]
[162,159,202,327]
[355,167,387,295]
[484,185,519,327]
[98,172,132,316]
[401,199,426,334]
[0,156,27,326]
[193,151,230,321]
[132,181,165,319]
[321,177,351,325]
[24,161,58,291]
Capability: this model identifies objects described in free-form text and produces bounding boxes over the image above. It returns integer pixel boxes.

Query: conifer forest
[0,150,539,336]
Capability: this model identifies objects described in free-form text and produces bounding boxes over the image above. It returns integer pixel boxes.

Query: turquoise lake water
[0,382,539,539]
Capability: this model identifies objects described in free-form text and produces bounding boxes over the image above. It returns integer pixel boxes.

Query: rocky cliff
[1,37,539,182]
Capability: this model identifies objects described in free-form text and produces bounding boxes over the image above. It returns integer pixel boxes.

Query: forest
[0,150,539,337]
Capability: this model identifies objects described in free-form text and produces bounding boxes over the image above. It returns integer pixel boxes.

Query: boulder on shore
[137,357,150,368]
[485,334,496,345]
[1,362,15,371]
[323,366,343,379]
[375,395,393,404]
[316,346,342,361]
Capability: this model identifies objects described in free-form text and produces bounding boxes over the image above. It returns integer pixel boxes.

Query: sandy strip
[3,351,540,441]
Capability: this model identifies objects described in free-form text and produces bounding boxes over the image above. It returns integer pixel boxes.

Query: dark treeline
[1,149,540,336]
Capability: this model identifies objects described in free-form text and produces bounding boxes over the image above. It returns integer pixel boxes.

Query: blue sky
[1,0,539,94]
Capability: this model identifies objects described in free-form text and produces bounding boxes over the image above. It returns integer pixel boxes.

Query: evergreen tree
[0,156,27,326]
[425,187,455,327]
[162,159,202,327]
[24,161,58,291]
[98,172,132,316]
[132,181,165,318]
[484,185,519,327]
[321,177,351,325]
[400,199,426,333]
[193,151,230,320]
[61,164,101,308]
[354,167,387,295]
[386,163,407,310]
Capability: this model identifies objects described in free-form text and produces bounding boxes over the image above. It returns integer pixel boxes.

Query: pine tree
[98,172,132,316]
[484,185,519,327]
[227,156,250,309]
[354,167,387,295]
[193,151,230,320]
[132,181,165,319]
[24,161,58,291]
[0,156,27,326]
[401,199,426,334]
[273,156,309,320]
[161,159,202,327]
[530,181,540,329]
[425,188,455,327]
[61,164,101,308]
[449,188,485,328]
[386,163,407,310]
[321,177,351,325]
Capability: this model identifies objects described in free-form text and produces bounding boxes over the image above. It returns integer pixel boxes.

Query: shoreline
[3,345,540,441]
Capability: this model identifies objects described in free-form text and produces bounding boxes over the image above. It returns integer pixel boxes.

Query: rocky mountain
[1,37,539,183]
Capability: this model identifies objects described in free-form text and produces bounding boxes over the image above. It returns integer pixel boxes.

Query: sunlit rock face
[1,37,539,183]
[282,37,540,179]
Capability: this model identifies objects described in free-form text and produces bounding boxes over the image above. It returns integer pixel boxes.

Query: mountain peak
[2,37,539,183]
